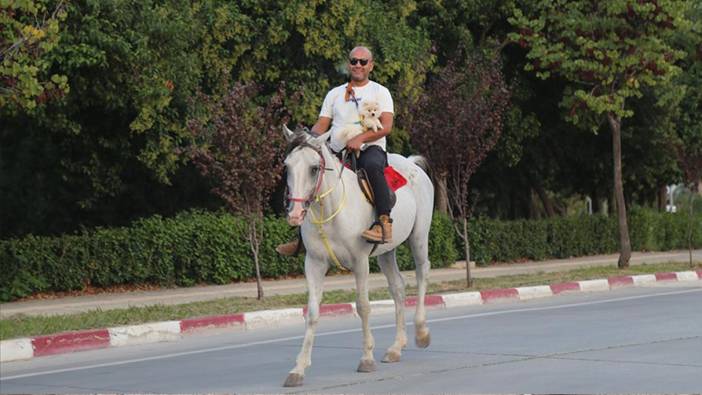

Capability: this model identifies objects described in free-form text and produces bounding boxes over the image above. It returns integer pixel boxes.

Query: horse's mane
[285,128,332,157]
[285,133,309,155]
[284,125,316,156]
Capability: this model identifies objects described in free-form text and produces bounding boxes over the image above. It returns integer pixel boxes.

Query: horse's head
[282,125,331,226]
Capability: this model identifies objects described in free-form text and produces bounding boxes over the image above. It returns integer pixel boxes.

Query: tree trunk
[463,217,473,287]
[688,185,694,268]
[601,198,609,216]
[534,182,556,217]
[607,112,631,269]
[250,218,264,299]
[591,189,601,214]
[528,188,539,219]
[657,184,667,212]
[435,173,449,215]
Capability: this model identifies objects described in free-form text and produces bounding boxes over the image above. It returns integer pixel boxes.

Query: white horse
[281,125,434,387]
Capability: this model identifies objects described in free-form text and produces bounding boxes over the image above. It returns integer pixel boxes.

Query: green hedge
[0,211,457,302]
[466,208,701,265]
[1,208,699,302]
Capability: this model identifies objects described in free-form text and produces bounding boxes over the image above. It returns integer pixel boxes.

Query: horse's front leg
[354,259,376,373]
[284,257,328,387]
[377,250,407,363]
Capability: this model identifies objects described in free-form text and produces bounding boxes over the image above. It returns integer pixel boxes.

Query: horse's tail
[408,155,432,177]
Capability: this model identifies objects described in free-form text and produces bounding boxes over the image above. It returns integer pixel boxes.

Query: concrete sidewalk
[1,250,700,318]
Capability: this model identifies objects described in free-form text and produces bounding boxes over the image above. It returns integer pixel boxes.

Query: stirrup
[362,221,390,244]
[366,220,383,244]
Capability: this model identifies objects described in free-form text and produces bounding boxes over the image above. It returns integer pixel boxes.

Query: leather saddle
[338,151,404,209]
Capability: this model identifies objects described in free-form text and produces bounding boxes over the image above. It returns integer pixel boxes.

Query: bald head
[349,46,373,61]
[347,46,374,84]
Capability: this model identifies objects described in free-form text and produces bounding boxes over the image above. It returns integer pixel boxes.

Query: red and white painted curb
[2,270,700,363]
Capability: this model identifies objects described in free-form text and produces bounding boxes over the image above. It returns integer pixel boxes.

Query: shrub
[465,210,698,265]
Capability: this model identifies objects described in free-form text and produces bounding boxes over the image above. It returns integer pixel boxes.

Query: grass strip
[1,261,699,341]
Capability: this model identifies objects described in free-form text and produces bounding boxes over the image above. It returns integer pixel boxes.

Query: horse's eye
[310,166,319,176]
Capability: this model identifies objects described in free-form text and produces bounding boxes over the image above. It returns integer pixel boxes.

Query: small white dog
[359,100,383,132]
[338,100,384,149]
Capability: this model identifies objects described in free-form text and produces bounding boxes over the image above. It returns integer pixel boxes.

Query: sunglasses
[349,58,370,66]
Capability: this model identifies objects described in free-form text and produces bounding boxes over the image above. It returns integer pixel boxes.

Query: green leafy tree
[1,0,68,112]
[2,0,241,237]
[509,0,689,267]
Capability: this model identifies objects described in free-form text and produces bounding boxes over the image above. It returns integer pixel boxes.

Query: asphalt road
[1,282,701,394]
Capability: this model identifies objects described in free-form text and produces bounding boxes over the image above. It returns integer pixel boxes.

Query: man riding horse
[277,45,394,255]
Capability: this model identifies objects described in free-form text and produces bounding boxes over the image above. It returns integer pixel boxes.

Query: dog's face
[360,100,381,120]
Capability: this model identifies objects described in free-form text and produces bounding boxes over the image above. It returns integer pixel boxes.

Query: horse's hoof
[357,359,377,372]
[415,331,431,348]
[283,373,304,387]
[382,350,401,363]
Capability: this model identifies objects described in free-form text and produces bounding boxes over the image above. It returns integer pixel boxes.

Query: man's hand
[346,134,365,152]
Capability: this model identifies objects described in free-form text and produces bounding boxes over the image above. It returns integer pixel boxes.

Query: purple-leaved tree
[410,54,510,286]
[187,83,289,299]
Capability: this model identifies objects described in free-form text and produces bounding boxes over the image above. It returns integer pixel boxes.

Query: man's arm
[310,117,331,136]
[347,112,393,151]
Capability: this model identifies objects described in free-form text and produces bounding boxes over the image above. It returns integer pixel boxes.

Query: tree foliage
[509,0,688,125]
[187,83,288,220]
[1,0,68,112]
[1,0,217,238]
[410,54,510,210]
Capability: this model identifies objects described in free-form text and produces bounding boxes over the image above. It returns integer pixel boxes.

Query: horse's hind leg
[284,258,328,387]
[377,250,407,363]
[409,231,431,348]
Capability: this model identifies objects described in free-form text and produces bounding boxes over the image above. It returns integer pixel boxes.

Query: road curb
[2,270,700,363]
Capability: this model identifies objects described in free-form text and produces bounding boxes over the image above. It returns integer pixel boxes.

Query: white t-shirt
[319,81,394,153]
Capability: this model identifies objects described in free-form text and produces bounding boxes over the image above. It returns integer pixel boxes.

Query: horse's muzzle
[287,202,307,226]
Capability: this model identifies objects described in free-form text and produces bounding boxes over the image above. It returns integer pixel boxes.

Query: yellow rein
[308,171,349,272]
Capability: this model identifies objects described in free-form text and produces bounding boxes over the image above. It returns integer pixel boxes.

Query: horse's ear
[311,131,331,146]
[282,124,296,142]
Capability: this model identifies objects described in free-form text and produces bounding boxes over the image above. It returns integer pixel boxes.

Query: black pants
[357,146,391,216]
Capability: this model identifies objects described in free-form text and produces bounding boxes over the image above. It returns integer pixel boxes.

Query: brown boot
[276,238,304,256]
[361,215,393,244]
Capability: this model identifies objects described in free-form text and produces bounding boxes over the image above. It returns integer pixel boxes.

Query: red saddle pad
[342,162,408,192]
[384,166,407,192]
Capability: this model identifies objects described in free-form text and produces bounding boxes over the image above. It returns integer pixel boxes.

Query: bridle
[286,141,347,224]
[287,142,331,208]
